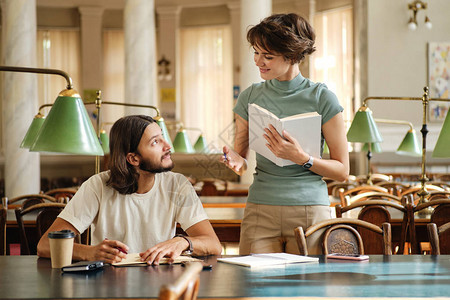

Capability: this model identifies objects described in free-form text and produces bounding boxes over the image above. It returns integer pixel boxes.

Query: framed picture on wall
[427,42,450,122]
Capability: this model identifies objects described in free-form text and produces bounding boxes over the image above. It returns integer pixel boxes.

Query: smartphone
[181,261,213,270]
[326,253,369,261]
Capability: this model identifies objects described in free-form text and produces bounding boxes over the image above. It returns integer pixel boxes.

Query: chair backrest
[294,218,392,256]
[428,181,450,191]
[410,199,450,254]
[339,186,389,206]
[196,179,227,196]
[5,194,59,210]
[159,262,203,300]
[427,191,450,201]
[335,200,409,254]
[400,184,446,203]
[327,182,357,197]
[15,203,66,255]
[375,181,411,197]
[44,188,78,203]
[427,222,450,255]
[343,191,402,207]
[0,207,6,255]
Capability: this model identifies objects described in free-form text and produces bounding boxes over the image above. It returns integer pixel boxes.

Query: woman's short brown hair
[247,13,316,64]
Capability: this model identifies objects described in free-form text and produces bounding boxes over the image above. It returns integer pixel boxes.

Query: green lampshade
[154,116,174,153]
[30,89,104,156]
[20,113,46,148]
[396,129,421,157]
[362,142,382,153]
[347,107,383,143]
[194,135,209,153]
[433,111,450,158]
[100,130,110,154]
[172,129,194,153]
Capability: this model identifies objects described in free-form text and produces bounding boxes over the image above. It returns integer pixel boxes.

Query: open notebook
[112,253,201,266]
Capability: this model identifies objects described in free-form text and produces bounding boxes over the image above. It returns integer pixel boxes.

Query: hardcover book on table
[248,103,321,167]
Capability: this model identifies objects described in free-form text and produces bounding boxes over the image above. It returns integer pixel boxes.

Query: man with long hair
[38,115,221,264]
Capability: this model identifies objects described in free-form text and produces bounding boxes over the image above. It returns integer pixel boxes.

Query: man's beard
[139,156,174,173]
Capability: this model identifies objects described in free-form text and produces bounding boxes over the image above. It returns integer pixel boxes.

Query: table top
[0,255,449,299]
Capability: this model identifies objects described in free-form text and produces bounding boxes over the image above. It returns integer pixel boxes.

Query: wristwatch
[175,234,193,255]
[302,156,314,169]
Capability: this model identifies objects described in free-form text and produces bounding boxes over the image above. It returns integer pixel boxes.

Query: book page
[248,103,283,166]
[112,253,201,266]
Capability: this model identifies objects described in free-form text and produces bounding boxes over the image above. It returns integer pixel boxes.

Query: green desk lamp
[0,66,103,156]
[433,110,450,158]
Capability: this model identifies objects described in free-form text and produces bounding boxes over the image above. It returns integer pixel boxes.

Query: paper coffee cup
[48,230,75,268]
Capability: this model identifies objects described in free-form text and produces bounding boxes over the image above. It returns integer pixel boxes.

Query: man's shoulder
[157,172,195,192]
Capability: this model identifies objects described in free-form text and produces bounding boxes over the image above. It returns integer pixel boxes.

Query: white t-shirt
[58,171,208,253]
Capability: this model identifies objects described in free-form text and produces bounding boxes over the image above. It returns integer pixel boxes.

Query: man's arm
[139,219,222,265]
[37,217,128,264]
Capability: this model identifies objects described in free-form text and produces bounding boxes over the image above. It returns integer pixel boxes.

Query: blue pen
[223,152,228,161]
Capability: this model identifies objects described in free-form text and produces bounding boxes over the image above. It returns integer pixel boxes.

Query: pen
[223,152,228,161]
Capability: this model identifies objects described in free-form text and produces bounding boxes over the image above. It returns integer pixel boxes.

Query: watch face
[303,163,312,169]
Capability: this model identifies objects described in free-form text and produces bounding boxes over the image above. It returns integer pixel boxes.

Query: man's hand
[89,239,129,264]
[139,236,189,265]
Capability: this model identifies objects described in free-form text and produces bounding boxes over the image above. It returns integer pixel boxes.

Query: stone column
[1,0,40,197]
[239,0,271,185]
[78,6,104,95]
[156,5,181,120]
[124,0,158,115]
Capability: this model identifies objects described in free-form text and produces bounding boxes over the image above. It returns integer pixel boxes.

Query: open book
[112,253,201,267]
[217,253,318,268]
[248,103,321,167]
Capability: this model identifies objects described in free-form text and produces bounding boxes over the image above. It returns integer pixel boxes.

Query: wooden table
[0,255,449,299]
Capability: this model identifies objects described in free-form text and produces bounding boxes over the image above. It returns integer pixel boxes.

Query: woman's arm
[222,114,249,175]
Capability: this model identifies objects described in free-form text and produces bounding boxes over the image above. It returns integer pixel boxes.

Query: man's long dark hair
[106,115,155,194]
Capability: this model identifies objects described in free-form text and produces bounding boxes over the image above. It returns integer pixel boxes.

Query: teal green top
[233,72,343,206]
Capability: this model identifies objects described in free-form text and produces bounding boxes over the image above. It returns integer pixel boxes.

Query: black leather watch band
[174,234,193,255]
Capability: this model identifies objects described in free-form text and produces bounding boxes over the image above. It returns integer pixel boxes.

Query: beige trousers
[239,202,332,255]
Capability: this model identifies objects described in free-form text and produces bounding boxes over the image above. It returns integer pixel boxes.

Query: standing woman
[223,13,349,255]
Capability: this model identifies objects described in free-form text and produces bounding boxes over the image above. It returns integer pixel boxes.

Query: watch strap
[174,234,193,255]
[302,156,314,169]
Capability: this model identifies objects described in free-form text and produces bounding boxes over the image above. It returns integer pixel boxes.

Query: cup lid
[48,230,75,239]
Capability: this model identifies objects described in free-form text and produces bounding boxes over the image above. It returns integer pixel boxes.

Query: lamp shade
[347,107,383,143]
[20,113,45,149]
[362,142,382,153]
[323,141,329,154]
[194,135,209,153]
[172,129,194,153]
[100,130,110,154]
[30,89,104,155]
[433,111,450,158]
[154,116,174,153]
[396,129,421,157]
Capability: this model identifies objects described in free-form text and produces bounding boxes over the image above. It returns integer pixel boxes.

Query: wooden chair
[341,190,400,207]
[410,199,450,254]
[400,184,446,205]
[428,181,450,191]
[294,218,392,256]
[427,191,450,201]
[427,222,450,255]
[0,207,6,255]
[335,200,411,254]
[15,203,66,255]
[375,181,411,197]
[44,188,78,203]
[356,174,392,185]
[159,262,203,300]
[196,179,227,196]
[338,185,389,206]
[4,194,59,210]
[327,181,357,197]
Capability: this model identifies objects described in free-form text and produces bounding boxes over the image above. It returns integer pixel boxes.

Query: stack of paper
[217,253,318,268]
[112,253,201,266]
